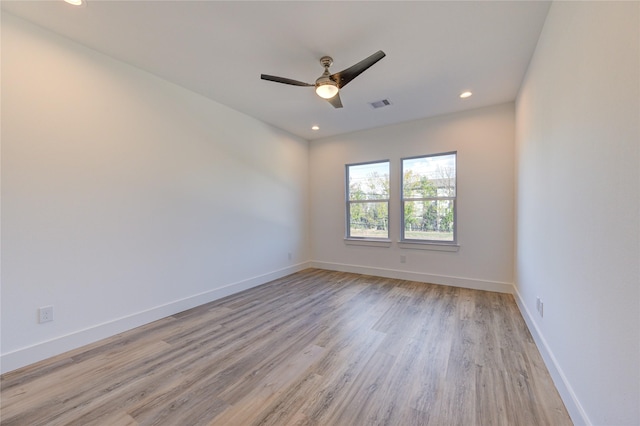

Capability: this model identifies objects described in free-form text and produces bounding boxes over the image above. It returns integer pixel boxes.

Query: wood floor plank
[1,340,173,425]
[475,365,510,425]
[321,350,396,426]
[1,269,573,426]
[211,343,326,426]
[296,328,387,425]
[244,372,325,426]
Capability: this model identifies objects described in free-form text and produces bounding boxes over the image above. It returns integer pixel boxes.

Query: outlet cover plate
[39,306,54,323]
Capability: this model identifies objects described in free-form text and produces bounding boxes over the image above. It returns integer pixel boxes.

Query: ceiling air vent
[369,99,392,109]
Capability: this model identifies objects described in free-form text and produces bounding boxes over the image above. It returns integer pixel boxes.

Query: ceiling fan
[261,50,386,108]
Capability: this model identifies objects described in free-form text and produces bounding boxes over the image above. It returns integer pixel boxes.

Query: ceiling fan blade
[261,74,314,87]
[327,92,343,109]
[331,50,386,88]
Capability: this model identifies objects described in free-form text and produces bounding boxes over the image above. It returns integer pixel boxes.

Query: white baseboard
[512,287,591,426]
[309,260,514,294]
[1,262,311,374]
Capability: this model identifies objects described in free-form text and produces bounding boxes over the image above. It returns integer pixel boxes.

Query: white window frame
[400,152,457,246]
[345,160,391,241]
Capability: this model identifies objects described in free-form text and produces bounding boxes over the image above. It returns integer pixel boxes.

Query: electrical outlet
[535,297,544,318]
[400,255,406,264]
[38,306,54,323]
[288,252,292,261]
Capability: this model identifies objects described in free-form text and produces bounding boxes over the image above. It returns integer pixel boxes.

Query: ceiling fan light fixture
[315,80,339,99]
[64,0,86,6]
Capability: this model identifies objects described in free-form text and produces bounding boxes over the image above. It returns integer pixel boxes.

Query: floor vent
[369,99,392,109]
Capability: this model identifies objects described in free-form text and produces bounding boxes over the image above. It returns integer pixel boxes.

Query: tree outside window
[346,161,390,239]
[402,153,456,243]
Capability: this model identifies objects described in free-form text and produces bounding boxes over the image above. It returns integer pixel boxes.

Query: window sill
[397,241,460,252]
[344,238,392,248]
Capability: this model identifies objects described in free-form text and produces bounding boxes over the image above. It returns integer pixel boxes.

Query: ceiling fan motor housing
[319,56,333,68]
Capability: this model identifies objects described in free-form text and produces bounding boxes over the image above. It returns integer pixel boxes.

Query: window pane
[348,161,390,201]
[403,200,454,241]
[403,154,456,198]
[349,202,389,238]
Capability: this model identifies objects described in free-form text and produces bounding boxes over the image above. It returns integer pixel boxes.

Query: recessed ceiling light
[460,91,472,99]
[64,0,85,6]
[311,125,320,131]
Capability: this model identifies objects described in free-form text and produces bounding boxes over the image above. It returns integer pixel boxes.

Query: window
[401,152,456,243]
[346,160,390,239]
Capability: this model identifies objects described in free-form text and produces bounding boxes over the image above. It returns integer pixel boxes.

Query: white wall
[309,103,515,292]
[1,13,309,373]
[515,2,639,425]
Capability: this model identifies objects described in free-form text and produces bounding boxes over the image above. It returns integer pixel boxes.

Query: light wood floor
[1,269,572,425]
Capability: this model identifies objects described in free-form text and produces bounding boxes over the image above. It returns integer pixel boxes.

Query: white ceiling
[1,0,551,141]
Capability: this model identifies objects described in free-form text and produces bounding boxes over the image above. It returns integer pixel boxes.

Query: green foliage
[349,171,389,237]
[439,206,454,232]
[402,170,454,239]
[403,170,437,198]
